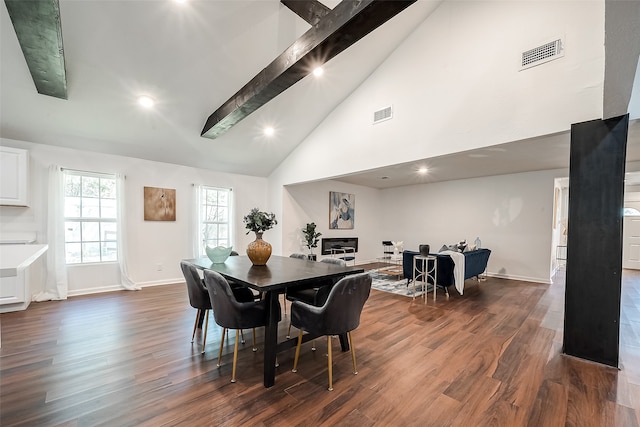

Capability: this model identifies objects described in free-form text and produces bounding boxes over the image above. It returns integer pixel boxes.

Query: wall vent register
[373,106,392,124]
[521,38,564,70]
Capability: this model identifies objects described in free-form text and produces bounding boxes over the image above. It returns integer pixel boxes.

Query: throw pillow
[439,245,449,252]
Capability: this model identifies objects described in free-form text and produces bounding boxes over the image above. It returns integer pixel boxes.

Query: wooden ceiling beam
[201,0,416,139]
[281,0,331,26]
[4,0,67,99]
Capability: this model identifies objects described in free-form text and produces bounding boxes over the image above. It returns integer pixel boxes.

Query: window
[200,186,232,255]
[63,170,118,264]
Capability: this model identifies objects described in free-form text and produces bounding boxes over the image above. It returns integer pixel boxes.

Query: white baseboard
[135,278,183,288]
[67,285,126,297]
[485,272,551,285]
[67,278,183,297]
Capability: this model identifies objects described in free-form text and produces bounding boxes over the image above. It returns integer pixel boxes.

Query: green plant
[243,208,277,234]
[302,222,322,250]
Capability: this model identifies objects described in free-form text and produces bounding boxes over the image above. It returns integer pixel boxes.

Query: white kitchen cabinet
[0,146,29,206]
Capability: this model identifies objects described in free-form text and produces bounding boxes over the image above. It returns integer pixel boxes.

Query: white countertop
[0,244,48,278]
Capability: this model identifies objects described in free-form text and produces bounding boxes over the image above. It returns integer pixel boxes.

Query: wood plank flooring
[1,269,638,426]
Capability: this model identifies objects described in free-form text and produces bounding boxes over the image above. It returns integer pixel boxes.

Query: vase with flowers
[243,208,277,265]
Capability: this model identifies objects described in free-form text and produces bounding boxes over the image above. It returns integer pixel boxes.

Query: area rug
[369,273,430,298]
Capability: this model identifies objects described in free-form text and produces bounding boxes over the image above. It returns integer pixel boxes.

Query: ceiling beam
[201,0,416,139]
[281,0,331,26]
[4,0,67,99]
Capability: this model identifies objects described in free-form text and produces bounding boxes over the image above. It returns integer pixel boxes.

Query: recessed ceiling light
[175,0,186,3]
[313,67,324,77]
[264,126,274,136]
[137,95,154,108]
[418,167,428,174]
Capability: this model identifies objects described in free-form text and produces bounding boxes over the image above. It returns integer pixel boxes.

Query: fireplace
[320,237,358,256]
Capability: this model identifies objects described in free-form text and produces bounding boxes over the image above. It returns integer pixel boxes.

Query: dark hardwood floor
[1,268,638,426]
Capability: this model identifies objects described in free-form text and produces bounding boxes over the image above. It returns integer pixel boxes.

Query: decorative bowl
[205,246,233,264]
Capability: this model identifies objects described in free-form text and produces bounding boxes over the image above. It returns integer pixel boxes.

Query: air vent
[521,38,564,70]
[373,106,392,124]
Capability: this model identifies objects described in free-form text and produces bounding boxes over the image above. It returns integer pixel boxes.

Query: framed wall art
[144,186,176,221]
[329,191,355,229]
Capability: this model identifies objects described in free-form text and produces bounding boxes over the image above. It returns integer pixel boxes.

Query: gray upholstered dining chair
[181,261,254,354]
[290,272,372,391]
[287,257,346,304]
[285,257,347,339]
[282,253,309,315]
[203,269,281,383]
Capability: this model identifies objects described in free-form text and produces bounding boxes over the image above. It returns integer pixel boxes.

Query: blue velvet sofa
[402,248,491,287]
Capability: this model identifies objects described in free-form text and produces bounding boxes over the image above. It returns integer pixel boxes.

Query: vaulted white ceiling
[1,0,638,189]
[1,0,442,177]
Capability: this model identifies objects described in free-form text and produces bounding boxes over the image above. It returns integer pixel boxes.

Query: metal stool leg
[292,331,303,372]
[327,336,333,391]
[217,328,227,367]
[201,310,209,354]
[230,330,239,383]
[191,309,200,343]
[348,332,357,374]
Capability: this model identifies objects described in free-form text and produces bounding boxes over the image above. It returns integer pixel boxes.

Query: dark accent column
[564,114,629,367]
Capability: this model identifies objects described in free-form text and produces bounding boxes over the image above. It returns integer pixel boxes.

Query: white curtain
[34,165,68,301]
[192,184,202,258]
[117,174,140,290]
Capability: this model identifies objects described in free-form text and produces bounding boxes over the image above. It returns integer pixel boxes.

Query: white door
[623,216,640,269]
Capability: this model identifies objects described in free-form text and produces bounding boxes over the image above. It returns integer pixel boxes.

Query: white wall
[278,168,567,284]
[269,1,604,188]
[0,138,268,295]
[378,169,567,284]
[268,1,604,256]
[282,180,383,262]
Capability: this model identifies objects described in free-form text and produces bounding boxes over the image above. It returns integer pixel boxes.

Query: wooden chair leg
[191,309,200,343]
[201,310,209,354]
[327,335,333,391]
[231,330,239,383]
[217,328,227,367]
[292,331,303,372]
[348,331,357,374]
[287,320,293,338]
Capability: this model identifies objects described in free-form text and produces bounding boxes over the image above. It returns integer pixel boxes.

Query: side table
[413,255,437,303]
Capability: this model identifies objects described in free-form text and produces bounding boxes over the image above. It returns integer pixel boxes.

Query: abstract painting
[329,191,355,229]
[144,186,176,221]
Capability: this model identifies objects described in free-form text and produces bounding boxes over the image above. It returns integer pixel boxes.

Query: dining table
[187,254,364,388]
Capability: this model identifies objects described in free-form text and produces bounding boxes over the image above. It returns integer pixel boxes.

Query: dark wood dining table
[187,255,364,387]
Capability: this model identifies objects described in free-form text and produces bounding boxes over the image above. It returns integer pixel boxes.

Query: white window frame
[63,169,118,264]
[199,186,233,256]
